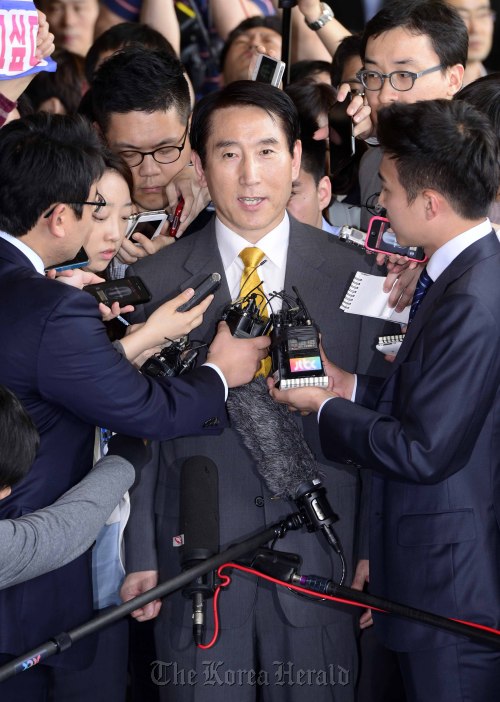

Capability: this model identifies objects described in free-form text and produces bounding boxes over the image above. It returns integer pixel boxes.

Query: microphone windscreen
[180,456,219,566]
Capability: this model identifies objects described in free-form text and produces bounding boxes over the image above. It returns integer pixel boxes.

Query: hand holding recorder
[114,288,216,365]
[207,321,271,389]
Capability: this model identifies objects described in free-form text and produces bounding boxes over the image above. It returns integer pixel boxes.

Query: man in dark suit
[0,112,268,701]
[271,99,500,701]
[123,81,393,701]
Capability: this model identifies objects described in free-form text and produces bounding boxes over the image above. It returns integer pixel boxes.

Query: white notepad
[340,272,410,324]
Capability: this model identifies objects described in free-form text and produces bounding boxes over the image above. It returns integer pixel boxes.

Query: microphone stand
[279,0,297,87]
[1,511,499,682]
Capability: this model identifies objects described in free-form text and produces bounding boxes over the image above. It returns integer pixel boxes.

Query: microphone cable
[196,561,500,650]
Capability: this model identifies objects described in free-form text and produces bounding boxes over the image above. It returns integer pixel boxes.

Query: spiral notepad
[340,272,409,324]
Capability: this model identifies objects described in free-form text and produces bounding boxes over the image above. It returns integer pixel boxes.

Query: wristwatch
[305,2,335,31]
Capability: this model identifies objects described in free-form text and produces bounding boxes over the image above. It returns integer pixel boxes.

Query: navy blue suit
[319,232,500,700]
[0,239,227,676]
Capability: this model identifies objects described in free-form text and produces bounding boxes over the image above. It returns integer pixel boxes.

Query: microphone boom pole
[0,517,298,682]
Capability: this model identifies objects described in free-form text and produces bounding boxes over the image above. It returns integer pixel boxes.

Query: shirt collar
[426,219,492,282]
[215,213,290,271]
[0,231,45,274]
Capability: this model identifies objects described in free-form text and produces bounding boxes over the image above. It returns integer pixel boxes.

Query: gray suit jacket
[126,215,393,630]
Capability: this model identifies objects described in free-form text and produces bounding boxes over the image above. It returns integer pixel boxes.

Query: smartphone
[176,272,222,312]
[251,53,286,87]
[328,93,356,175]
[365,216,427,262]
[126,210,168,242]
[168,197,185,238]
[45,247,89,272]
[83,276,152,306]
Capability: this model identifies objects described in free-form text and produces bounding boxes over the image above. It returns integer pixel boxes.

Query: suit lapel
[178,219,232,304]
[395,231,500,368]
[285,216,333,319]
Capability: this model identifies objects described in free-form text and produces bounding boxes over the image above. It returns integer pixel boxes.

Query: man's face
[378,155,427,251]
[287,168,329,229]
[223,28,282,84]
[43,0,98,57]
[194,105,301,244]
[340,54,364,95]
[447,0,494,62]
[104,109,191,212]
[364,27,463,125]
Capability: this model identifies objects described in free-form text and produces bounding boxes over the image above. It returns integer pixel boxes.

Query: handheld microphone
[179,456,219,645]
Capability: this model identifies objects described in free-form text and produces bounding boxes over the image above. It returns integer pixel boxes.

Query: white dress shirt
[215,213,290,315]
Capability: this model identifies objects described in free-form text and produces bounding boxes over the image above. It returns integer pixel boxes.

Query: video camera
[140,336,199,379]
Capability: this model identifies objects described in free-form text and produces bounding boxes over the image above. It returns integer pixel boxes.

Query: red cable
[196,573,231,650]
[197,562,500,650]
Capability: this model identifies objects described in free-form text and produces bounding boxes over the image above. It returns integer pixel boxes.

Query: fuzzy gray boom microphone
[227,378,344,567]
[226,376,318,499]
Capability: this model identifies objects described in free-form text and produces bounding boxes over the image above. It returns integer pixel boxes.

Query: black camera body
[270,313,328,390]
[220,295,271,339]
[140,336,198,378]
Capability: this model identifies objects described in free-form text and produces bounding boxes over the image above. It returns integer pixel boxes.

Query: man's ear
[0,486,12,500]
[45,204,70,240]
[92,121,104,140]
[291,140,302,183]
[192,151,208,187]
[447,63,465,96]
[318,175,332,212]
[422,190,441,220]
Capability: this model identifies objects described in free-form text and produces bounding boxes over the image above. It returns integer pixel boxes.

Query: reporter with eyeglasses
[329,1,468,316]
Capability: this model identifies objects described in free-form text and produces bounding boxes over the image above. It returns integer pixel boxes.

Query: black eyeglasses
[356,64,443,92]
[43,193,107,219]
[119,125,189,168]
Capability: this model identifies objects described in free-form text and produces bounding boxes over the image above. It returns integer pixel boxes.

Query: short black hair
[85,22,177,83]
[299,137,328,186]
[25,49,86,115]
[289,60,333,85]
[361,0,468,68]
[331,33,363,87]
[285,79,337,141]
[190,80,300,167]
[455,72,500,144]
[91,47,191,134]
[377,99,499,219]
[0,113,105,237]
[220,16,282,72]
[0,386,39,489]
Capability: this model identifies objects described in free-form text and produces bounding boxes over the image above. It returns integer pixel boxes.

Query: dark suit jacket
[0,238,227,668]
[126,215,393,634]
[319,232,500,651]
